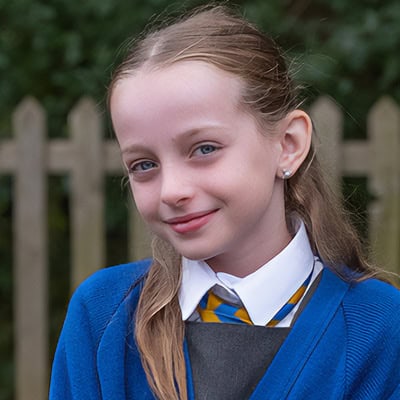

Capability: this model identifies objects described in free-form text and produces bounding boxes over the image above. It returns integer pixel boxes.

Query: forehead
[110,61,244,123]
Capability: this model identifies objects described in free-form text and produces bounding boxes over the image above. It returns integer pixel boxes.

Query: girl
[50,5,400,400]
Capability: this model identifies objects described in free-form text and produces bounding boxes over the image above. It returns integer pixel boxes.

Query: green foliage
[105,176,129,267]
[48,176,70,360]
[1,0,399,137]
[0,0,204,136]
[243,0,400,137]
[1,0,399,132]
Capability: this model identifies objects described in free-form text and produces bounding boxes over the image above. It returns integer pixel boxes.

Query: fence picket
[12,97,48,400]
[309,95,343,190]
[368,97,400,273]
[69,97,106,289]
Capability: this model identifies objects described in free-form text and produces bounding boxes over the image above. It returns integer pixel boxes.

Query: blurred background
[1,0,399,399]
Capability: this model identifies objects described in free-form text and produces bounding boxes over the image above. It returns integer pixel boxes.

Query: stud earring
[282,169,292,179]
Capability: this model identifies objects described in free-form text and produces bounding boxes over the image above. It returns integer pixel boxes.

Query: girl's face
[111,61,290,276]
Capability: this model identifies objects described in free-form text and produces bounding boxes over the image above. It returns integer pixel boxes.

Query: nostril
[160,169,195,205]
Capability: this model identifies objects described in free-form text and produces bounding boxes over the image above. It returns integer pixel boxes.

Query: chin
[158,231,223,261]
[177,251,211,262]
[173,244,218,262]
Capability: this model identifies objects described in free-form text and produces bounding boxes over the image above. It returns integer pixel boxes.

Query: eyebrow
[121,124,226,155]
[171,127,217,143]
[121,143,151,155]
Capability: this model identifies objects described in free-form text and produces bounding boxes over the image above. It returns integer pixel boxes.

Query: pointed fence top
[70,97,99,120]
[309,95,342,119]
[13,96,45,123]
[12,96,46,136]
[369,96,400,124]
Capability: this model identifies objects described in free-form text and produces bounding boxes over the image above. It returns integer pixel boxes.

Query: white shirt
[178,221,323,327]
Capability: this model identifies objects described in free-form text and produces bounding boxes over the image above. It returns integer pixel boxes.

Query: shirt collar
[178,221,316,325]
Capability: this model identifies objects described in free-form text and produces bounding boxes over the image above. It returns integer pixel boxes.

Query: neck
[206,224,292,278]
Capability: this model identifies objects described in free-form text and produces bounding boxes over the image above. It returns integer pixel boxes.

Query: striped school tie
[197,270,313,326]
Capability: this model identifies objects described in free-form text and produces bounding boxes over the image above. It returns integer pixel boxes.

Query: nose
[160,165,194,207]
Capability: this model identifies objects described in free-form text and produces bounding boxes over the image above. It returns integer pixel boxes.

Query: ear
[276,110,312,179]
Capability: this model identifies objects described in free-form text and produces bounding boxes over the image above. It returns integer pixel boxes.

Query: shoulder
[51,260,153,398]
[341,275,400,341]
[65,259,152,339]
[339,275,400,396]
[74,258,151,301]
[320,267,400,335]
[323,266,400,317]
[345,277,400,314]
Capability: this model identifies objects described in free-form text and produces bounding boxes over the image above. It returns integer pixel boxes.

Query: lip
[164,210,218,234]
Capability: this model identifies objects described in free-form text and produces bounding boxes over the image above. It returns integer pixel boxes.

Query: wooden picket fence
[0,95,399,399]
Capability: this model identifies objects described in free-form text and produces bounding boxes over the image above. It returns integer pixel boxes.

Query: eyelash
[128,160,158,174]
[127,143,220,175]
[192,143,220,156]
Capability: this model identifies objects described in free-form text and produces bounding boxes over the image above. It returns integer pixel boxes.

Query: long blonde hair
[108,5,384,399]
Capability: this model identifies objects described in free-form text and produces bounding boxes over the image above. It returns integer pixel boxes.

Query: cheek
[130,183,158,222]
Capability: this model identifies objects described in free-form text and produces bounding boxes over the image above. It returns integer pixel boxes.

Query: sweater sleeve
[343,279,400,399]
[49,280,105,399]
[49,261,150,400]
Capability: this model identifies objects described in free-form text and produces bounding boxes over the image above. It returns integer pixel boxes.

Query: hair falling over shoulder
[135,236,186,399]
[109,5,389,399]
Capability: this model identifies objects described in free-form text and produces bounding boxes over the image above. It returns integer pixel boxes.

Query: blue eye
[130,160,157,173]
[196,144,217,155]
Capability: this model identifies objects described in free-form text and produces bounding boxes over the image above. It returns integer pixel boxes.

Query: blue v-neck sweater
[50,260,400,399]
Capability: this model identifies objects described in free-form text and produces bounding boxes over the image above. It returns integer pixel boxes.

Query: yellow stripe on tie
[207,291,224,310]
[234,307,252,324]
[198,309,222,323]
[287,286,307,305]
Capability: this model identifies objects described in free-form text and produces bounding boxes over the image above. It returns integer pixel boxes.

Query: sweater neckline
[183,267,350,400]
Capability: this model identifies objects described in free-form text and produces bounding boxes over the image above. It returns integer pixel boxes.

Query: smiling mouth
[165,210,218,234]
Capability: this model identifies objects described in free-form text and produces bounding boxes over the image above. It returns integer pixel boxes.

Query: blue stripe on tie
[214,303,244,324]
[272,302,296,321]
[267,267,314,325]
[199,294,208,309]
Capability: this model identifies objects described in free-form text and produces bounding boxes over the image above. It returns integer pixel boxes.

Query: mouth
[164,210,218,234]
